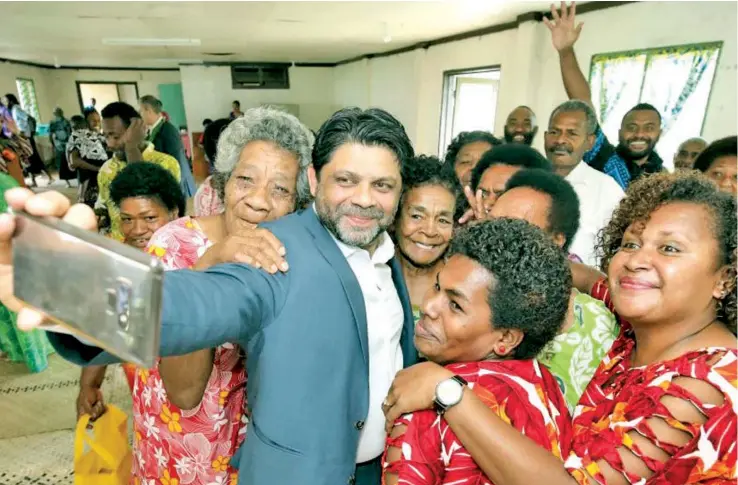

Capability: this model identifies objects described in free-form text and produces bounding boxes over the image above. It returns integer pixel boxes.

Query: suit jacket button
[348,475,356,485]
[354,420,364,430]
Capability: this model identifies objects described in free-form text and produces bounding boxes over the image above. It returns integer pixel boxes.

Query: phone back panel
[12,210,163,367]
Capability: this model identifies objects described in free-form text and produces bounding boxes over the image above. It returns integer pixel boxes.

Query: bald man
[673,137,708,171]
[503,105,538,146]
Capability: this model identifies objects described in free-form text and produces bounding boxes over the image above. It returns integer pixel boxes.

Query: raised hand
[122,118,147,148]
[543,1,584,53]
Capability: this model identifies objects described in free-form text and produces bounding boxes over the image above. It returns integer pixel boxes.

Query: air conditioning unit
[231,64,290,89]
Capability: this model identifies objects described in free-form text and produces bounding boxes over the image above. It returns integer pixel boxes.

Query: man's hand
[0,188,97,330]
[544,2,583,53]
[122,118,147,148]
[459,185,489,225]
[76,385,106,421]
[382,361,453,432]
[194,228,288,274]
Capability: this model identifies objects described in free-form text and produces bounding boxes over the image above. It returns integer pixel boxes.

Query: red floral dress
[130,216,247,485]
[382,359,572,484]
[565,279,737,484]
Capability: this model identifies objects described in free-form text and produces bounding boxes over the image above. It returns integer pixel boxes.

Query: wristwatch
[433,375,468,415]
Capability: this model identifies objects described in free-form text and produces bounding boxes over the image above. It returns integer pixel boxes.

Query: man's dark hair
[504,169,580,251]
[443,131,502,170]
[402,155,464,221]
[110,162,185,217]
[232,100,240,107]
[625,103,662,124]
[448,218,572,359]
[202,118,213,127]
[470,144,552,191]
[693,136,737,173]
[70,115,87,131]
[312,107,414,177]
[82,106,98,121]
[101,102,140,128]
[203,118,231,165]
[139,95,163,114]
[3,93,19,109]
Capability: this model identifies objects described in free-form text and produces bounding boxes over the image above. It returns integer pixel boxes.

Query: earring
[498,345,506,354]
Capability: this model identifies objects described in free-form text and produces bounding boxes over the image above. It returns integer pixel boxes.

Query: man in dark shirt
[545,2,664,189]
[139,95,196,198]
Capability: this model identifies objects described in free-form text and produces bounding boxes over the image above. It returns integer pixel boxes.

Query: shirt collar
[149,116,165,133]
[565,160,592,183]
[312,203,395,264]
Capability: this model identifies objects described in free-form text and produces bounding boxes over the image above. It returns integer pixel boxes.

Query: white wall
[334,1,737,157]
[179,65,337,131]
[0,61,54,121]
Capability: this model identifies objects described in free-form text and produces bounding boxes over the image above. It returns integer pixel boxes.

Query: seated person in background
[193,118,231,216]
[547,2,664,189]
[138,107,313,485]
[503,106,538,146]
[382,218,573,485]
[77,162,184,420]
[488,169,619,409]
[694,135,737,196]
[443,130,501,188]
[466,143,551,218]
[383,170,737,485]
[393,155,463,321]
[96,102,181,241]
[673,137,707,171]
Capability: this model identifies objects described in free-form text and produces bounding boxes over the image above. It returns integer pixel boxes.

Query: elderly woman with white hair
[126,106,314,485]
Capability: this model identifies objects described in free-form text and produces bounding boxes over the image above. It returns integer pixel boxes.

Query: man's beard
[618,136,657,161]
[315,189,396,249]
[504,128,536,146]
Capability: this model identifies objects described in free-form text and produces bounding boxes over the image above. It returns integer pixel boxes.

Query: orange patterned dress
[565,279,737,484]
[128,216,247,485]
[382,359,572,484]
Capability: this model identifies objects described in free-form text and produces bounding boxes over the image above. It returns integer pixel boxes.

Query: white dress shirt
[566,161,625,267]
[329,230,405,463]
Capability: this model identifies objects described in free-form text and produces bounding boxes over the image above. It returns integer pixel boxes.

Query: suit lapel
[299,209,369,368]
[389,257,418,367]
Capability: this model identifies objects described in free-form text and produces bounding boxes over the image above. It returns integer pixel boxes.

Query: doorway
[76,82,139,113]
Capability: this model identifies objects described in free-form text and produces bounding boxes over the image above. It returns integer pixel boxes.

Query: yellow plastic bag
[74,404,132,485]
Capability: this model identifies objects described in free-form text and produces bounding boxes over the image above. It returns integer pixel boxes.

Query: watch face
[436,378,463,406]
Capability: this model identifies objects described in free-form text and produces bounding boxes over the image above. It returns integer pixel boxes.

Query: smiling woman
[394,155,463,321]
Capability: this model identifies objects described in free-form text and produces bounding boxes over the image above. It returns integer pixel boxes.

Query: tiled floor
[0,355,133,484]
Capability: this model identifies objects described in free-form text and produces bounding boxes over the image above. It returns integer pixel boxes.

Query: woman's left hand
[383,361,453,432]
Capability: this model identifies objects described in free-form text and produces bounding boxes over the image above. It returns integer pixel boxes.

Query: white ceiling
[1,1,555,68]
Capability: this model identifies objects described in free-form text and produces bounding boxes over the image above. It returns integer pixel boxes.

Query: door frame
[75,81,140,113]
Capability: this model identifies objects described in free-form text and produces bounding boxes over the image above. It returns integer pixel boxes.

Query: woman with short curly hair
[383,218,574,485]
[443,130,501,187]
[382,170,737,485]
[130,106,314,485]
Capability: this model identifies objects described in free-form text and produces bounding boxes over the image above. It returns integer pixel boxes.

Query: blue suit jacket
[49,208,418,485]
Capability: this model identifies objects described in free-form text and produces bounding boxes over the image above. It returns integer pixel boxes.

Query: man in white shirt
[544,100,624,267]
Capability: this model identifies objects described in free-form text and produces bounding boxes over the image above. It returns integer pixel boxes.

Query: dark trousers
[355,455,382,485]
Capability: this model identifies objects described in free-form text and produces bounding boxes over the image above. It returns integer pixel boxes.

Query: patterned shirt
[538,290,619,410]
[133,216,247,485]
[565,279,737,484]
[383,360,572,485]
[96,143,181,241]
[193,175,225,217]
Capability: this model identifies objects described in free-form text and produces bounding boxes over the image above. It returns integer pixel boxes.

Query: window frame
[438,64,501,158]
[587,41,723,136]
[15,77,41,122]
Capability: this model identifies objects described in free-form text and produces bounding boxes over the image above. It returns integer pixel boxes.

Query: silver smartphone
[11,209,164,367]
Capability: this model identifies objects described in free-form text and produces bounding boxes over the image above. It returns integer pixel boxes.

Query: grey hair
[549,100,598,135]
[213,106,315,208]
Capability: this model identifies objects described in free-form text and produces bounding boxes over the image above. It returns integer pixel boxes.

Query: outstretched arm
[544,2,592,104]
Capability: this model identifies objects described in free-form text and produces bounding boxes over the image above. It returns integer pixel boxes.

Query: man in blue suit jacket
[5,108,418,485]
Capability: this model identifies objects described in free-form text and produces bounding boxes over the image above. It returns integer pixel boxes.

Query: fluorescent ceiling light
[102,38,201,47]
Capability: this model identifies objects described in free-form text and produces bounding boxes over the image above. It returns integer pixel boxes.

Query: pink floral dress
[193,176,225,217]
[132,216,247,485]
